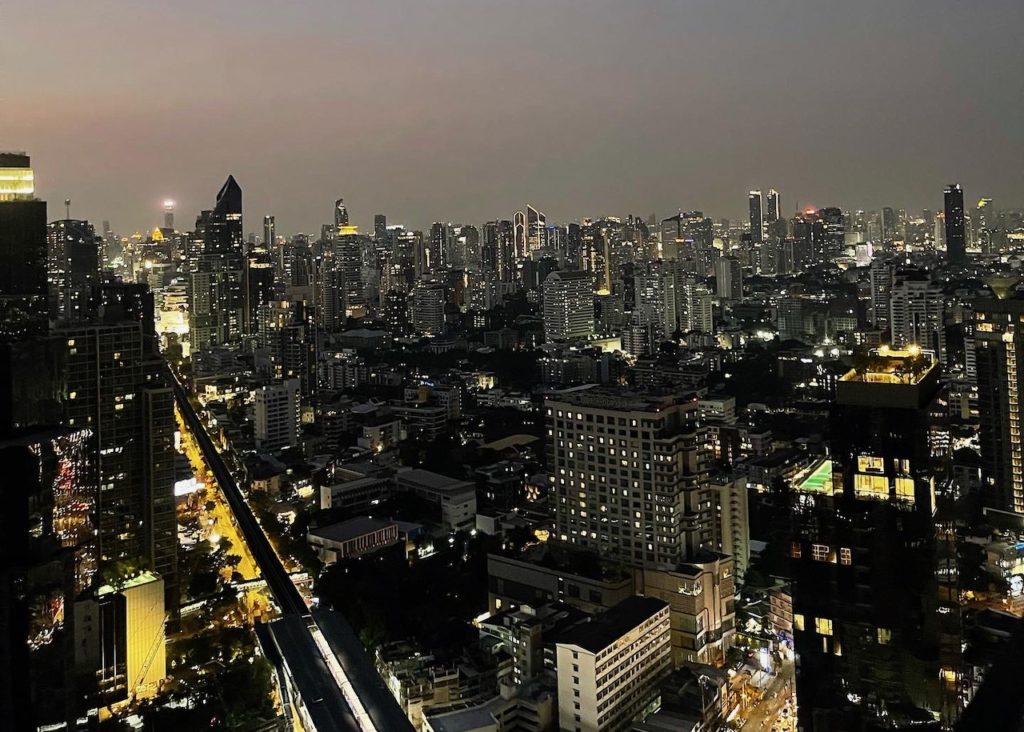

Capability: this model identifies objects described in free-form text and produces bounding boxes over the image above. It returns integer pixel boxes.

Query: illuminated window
[895,477,915,502]
[815,617,833,636]
[854,473,887,499]
[791,542,802,559]
[877,627,892,645]
[857,455,884,473]
[840,548,852,566]
[834,638,842,656]
[794,613,805,631]
[812,543,830,562]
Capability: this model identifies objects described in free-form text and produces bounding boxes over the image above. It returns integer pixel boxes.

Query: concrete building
[709,474,750,581]
[542,270,594,342]
[545,387,712,568]
[395,468,477,531]
[254,378,301,452]
[74,572,166,705]
[307,517,401,564]
[889,270,947,364]
[555,596,671,732]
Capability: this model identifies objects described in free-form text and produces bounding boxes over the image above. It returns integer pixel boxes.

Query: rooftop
[308,516,396,544]
[557,596,668,654]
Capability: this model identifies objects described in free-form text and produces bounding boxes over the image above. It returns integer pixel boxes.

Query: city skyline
[8,0,1024,233]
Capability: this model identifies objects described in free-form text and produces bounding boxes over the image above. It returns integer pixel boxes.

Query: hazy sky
[6,0,1024,234]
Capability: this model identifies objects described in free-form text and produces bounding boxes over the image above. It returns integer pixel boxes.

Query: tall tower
[334,198,349,229]
[189,176,244,352]
[162,200,175,230]
[0,152,48,338]
[513,210,527,260]
[975,292,1024,518]
[765,188,781,226]
[944,184,966,265]
[748,190,763,243]
[526,204,546,253]
[792,348,944,730]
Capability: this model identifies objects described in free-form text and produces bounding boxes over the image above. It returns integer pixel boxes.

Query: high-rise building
[334,197,349,229]
[189,176,244,352]
[791,348,944,730]
[748,190,763,243]
[681,280,714,334]
[714,256,743,301]
[555,597,671,732]
[869,258,894,329]
[1,427,93,728]
[765,188,781,227]
[334,230,366,317]
[527,205,546,253]
[374,214,387,243]
[513,210,527,260]
[546,389,712,566]
[254,378,301,452]
[47,219,101,322]
[974,295,1024,518]
[542,270,594,342]
[889,270,947,364]
[58,320,178,613]
[411,282,446,336]
[0,152,48,337]
[944,184,966,265]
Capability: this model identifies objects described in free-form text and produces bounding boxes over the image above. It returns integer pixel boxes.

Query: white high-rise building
[890,270,946,363]
[556,596,671,732]
[254,378,301,451]
[714,256,743,301]
[542,270,594,342]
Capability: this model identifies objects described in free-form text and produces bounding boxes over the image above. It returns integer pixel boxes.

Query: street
[742,658,796,732]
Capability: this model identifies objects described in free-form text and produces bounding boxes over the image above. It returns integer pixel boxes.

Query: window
[811,543,830,562]
[877,627,892,645]
[815,617,833,636]
[895,477,915,502]
[840,548,852,566]
[857,455,884,473]
[794,613,805,632]
[791,542,802,559]
[854,473,887,499]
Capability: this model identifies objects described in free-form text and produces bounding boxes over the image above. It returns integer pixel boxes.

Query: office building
[334,197,348,228]
[189,176,244,353]
[975,295,1024,519]
[47,219,101,322]
[945,184,966,265]
[527,205,546,253]
[59,320,178,612]
[254,378,301,452]
[765,188,781,227]
[748,190,763,243]
[0,152,48,337]
[889,270,947,364]
[556,596,671,732]
[714,256,743,301]
[543,270,594,342]
[791,347,945,730]
[411,282,446,336]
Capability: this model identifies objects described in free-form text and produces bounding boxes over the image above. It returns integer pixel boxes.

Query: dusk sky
[7,0,1024,234]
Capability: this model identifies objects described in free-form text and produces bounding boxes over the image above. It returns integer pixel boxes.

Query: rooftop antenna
[65,198,71,219]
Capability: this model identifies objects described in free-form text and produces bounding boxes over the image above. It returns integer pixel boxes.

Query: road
[168,367,413,732]
[742,659,796,732]
[170,372,309,617]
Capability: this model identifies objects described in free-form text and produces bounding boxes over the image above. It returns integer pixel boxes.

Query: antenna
[65,198,71,219]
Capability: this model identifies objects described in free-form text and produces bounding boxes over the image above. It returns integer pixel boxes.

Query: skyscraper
[791,348,944,730]
[889,270,947,363]
[714,256,743,301]
[527,204,546,253]
[765,188,781,226]
[944,183,966,265]
[374,213,387,243]
[0,152,48,337]
[47,219,101,323]
[189,176,244,352]
[748,190,763,243]
[974,294,1024,518]
[513,210,527,260]
[542,270,594,342]
[334,197,349,228]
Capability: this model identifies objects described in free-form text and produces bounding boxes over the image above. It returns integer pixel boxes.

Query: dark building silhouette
[945,183,966,265]
[0,153,48,338]
[791,348,945,731]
